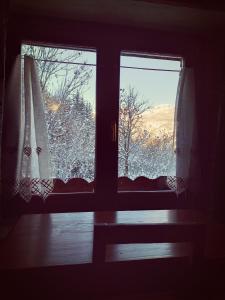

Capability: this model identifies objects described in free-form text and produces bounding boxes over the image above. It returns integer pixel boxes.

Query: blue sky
[120,54,181,107]
[80,51,181,109]
[22,45,181,111]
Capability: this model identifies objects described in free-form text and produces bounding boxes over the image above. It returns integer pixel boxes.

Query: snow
[22,44,176,184]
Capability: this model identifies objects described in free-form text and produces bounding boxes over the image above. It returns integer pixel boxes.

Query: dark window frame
[4,14,201,214]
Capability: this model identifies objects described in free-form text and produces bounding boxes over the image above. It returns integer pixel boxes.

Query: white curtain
[175,67,202,200]
[3,55,53,202]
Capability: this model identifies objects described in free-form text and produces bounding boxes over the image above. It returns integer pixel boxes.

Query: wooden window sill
[0,209,207,270]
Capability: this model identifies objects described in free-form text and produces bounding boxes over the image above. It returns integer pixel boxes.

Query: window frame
[4,14,199,214]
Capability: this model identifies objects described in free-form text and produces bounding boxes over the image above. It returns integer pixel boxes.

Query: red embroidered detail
[36,147,42,155]
[24,146,32,157]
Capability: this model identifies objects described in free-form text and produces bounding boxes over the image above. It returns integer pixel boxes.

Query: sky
[80,51,181,135]
[22,45,182,133]
[73,51,181,110]
[22,44,181,109]
[120,55,181,107]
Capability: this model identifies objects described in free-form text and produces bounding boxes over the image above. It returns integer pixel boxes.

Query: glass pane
[118,52,182,191]
[21,44,96,192]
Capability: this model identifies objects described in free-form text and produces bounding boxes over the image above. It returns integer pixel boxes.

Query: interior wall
[194,41,225,212]
[214,51,225,222]
[0,2,7,219]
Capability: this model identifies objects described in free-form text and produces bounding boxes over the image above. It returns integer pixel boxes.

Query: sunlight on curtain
[4,55,53,201]
[176,67,200,198]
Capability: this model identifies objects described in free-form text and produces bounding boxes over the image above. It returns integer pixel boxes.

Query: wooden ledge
[0,210,207,271]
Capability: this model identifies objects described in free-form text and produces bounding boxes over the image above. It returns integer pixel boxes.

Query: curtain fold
[2,56,201,202]
[176,67,202,201]
[3,55,53,202]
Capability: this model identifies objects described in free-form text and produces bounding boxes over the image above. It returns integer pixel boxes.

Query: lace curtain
[3,55,53,202]
[1,56,201,201]
[175,66,202,200]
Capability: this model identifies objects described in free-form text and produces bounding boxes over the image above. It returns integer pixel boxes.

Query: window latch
[112,122,117,142]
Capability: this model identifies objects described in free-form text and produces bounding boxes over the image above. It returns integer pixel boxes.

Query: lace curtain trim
[14,178,54,201]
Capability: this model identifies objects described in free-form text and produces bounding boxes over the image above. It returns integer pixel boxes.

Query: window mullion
[95,47,120,203]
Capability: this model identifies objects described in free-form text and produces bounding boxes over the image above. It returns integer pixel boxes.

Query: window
[118,52,182,191]
[21,44,96,193]
[20,43,182,199]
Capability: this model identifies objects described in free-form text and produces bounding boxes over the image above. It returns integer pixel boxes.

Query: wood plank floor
[0,210,207,270]
[0,210,225,299]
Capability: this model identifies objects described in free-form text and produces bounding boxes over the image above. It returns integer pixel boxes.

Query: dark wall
[0,1,8,219]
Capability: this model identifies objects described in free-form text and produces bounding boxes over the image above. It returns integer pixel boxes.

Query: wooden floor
[0,210,225,299]
[0,210,207,269]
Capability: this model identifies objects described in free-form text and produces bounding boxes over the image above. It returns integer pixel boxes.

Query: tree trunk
[124,156,129,177]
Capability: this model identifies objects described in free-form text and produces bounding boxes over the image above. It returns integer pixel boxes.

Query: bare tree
[22,45,92,103]
[119,87,150,176]
[21,45,175,181]
[131,130,175,179]
[22,44,95,181]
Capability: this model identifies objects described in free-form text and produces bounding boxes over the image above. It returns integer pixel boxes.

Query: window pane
[118,52,182,191]
[21,44,96,192]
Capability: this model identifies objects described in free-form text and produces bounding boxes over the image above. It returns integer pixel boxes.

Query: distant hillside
[142,104,175,136]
